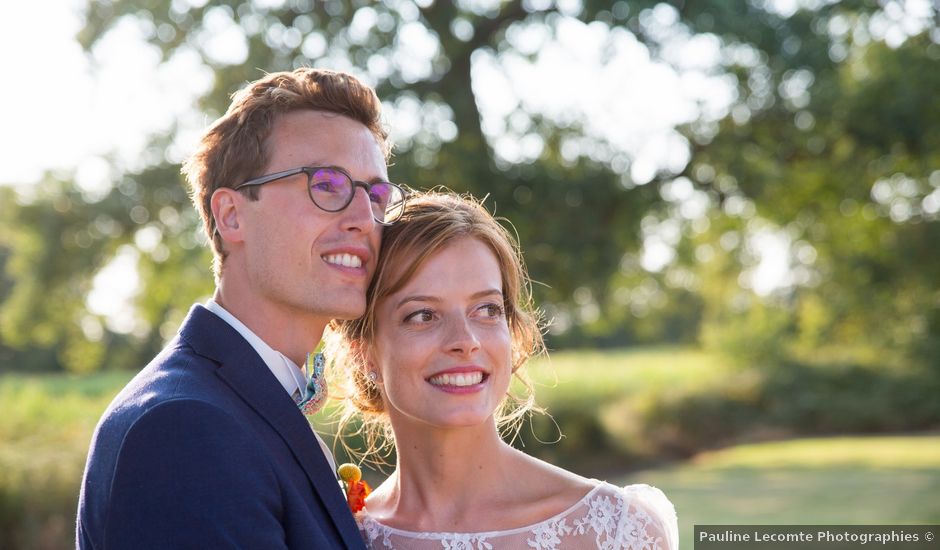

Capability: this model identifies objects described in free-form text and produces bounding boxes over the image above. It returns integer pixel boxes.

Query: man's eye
[311,180,341,193]
[369,184,391,205]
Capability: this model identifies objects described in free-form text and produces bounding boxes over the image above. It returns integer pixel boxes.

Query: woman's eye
[477,303,505,318]
[403,309,435,324]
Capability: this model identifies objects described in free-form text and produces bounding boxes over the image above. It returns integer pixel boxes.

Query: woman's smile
[426,367,490,393]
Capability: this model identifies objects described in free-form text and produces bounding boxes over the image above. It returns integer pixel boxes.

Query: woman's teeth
[428,372,484,387]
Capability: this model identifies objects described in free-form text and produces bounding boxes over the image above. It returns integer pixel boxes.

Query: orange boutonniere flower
[337,463,372,513]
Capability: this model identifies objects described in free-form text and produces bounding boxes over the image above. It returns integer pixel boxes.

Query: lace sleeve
[618,484,679,550]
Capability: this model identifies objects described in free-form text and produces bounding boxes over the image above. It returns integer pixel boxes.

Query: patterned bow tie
[298,352,328,415]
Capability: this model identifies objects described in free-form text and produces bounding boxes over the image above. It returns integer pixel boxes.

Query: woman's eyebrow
[394,289,502,309]
[394,295,440,309]
[470,289,503,299]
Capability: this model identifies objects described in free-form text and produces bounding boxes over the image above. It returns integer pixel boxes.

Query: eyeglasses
[233,165,408,225]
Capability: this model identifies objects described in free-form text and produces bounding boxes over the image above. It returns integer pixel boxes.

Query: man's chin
[322,301,367,321]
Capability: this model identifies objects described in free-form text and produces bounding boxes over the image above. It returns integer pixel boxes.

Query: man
[77,69,405,549]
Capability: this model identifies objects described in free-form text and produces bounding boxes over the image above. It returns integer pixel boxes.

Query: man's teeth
[428,372,484,387]
[324,253,363,268]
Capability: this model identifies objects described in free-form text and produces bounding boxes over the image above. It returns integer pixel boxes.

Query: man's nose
[340,186,378,233]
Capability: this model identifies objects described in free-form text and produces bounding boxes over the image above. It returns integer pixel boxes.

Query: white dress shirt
[205,299,337,473]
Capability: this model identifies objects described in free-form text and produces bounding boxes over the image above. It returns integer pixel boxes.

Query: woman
[327,191,677,549]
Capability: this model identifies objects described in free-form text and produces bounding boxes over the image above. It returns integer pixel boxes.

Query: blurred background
[1,0,938,548]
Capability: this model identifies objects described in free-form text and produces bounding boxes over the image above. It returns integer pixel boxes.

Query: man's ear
[211,188,245,244]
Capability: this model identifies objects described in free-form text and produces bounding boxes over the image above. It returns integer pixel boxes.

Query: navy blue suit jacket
[77,305,366,549]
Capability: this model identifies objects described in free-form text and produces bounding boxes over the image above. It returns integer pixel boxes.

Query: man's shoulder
[114,395,261,456]
[96,338,229,436]
[77,357,286,550]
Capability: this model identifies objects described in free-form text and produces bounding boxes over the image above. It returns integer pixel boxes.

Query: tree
[1,0,937,372]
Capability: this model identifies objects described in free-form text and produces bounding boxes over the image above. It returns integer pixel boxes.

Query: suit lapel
[179,305,365,550]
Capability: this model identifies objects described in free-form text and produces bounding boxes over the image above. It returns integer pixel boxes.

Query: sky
[1,1,91,185]
[0,0,211,193]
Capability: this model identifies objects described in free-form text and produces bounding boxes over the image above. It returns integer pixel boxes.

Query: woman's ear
[368,366,382,385]
[211,188,244,244]
[353,340,383,385]
[348,340,379,383]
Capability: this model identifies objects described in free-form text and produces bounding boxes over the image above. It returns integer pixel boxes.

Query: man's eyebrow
[394,289,503,309]
[304,162,388,183]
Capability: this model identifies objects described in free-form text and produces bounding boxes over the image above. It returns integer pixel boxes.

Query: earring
[299,352,328,415]
[368,371,378,383]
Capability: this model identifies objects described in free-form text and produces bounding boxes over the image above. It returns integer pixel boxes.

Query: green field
[527,346,733,403]
[620,435,940,549]
[2,348,937,549]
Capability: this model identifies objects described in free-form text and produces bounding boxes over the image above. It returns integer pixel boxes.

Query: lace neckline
[359,479,610,537]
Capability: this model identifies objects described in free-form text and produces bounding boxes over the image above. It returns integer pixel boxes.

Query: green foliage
[515,347,940,465]
[690,28,940,366]
[640,359,940,458]
[699,300,791,367]
[0,165,213,373]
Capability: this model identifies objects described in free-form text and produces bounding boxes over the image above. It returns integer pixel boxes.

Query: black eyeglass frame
[232,165,409,226]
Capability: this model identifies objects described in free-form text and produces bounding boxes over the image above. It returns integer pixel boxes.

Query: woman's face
[369,237,512,431]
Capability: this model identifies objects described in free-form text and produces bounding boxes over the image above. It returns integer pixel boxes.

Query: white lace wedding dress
[356,482,678,550]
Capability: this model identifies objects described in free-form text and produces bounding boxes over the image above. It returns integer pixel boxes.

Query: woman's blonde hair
[324,191,545,466]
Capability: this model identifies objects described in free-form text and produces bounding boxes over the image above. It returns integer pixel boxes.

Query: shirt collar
[204,299,308,397]
[203,299,337,474]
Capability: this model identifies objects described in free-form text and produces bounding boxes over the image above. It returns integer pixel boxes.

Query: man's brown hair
[182,68,390,278]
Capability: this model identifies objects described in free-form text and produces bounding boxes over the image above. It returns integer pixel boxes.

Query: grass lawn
[617,434,940,549]
[0,370,138,549]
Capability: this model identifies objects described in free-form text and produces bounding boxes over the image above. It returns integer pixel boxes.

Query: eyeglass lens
[308,168,405,223]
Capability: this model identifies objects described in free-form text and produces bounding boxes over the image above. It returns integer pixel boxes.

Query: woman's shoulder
[614,482,676,516]
[511,453,677,533]
[502,455,678,549]
[510,480,678,550]
[594,482,678,550]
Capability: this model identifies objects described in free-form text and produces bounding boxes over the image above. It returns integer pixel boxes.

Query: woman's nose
[444,316,480,356]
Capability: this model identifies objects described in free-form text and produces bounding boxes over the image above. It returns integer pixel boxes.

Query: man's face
[237,110,385,323]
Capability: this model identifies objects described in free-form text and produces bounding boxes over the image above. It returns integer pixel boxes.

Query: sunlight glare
[87,246,142,334]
